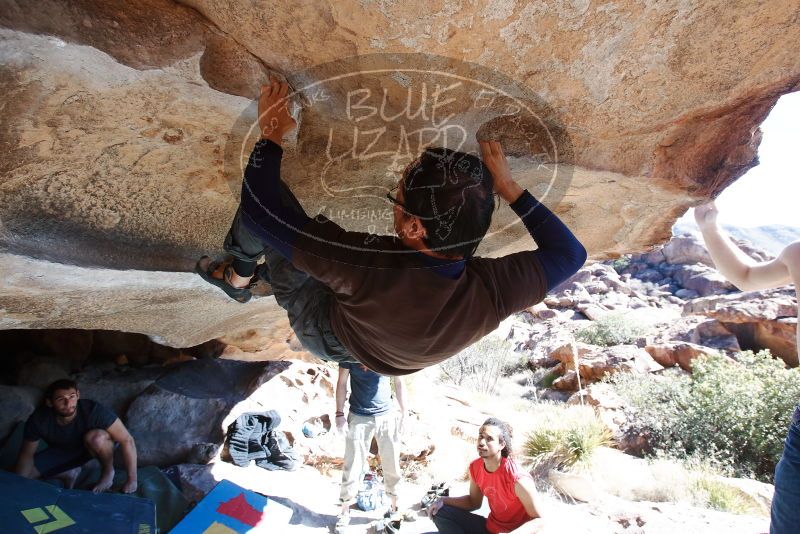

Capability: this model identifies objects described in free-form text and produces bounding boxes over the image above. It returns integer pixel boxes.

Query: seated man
[428,418,546,534]
[14,379,138,494]
[335,363,406,529]
[694,202,800,534]
[197,78,586,375]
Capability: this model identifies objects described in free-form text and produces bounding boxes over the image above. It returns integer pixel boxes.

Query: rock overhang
[0,0,798,344]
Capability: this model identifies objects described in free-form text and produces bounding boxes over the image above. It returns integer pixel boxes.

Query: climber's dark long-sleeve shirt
[240,140,587,375]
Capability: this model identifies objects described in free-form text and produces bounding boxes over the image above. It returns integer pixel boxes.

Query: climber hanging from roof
[196,77,587,376]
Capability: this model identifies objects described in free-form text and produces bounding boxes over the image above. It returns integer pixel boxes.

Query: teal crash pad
[1,423,188,532]
[0,470,156,533]
[76,465,189,532]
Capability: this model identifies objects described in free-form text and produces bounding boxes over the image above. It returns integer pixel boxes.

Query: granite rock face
[1,1,798,345]
[0,252,292,348]
[550,343,663,391]
[643,341,716,371]
[0,385,41,443]
[124,358,288,466]
[684,289,799,366]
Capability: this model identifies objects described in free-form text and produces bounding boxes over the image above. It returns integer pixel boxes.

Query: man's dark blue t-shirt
[23,399,118,451]
[341,362,392,417]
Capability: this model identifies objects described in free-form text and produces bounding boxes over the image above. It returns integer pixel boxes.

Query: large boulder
[683,288,798,320]
[647,315,741,353]
[684,289,798,366]
[15,357,71,391]
[568,383,626,411]
[125,358,290,466]
[551,343,663,389]
[688,318,742,352]
[168,463,218,503]
[754,318,798,366]
[73,365,165,420]
[646,234,770,268]
[0,385,42,444]
[644,342,718,371]
[552,370,579,391]
[662,235,714,266]
[522,320,579,369]
[571,447,773,524]
[0,252,291,349]
[218,327,318,363]
[671,264,734,297]
[1,0,798,345]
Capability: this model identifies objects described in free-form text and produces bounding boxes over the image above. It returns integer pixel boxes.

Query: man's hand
[478,140,523,204]
[259,76,297,146]
[694,201,719,230]
[122,478,138,494]
[427,497,445,517]
[14,440,40,479]
[335,414,348,434]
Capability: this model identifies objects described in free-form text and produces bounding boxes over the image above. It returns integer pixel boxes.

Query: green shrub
[438,336,518,395]
[609,256,631,273]
[607,350,800,482]
[539,370,559,389]
[575,312,650,346]
[631,452,764,514]
[692,476,759,515]
[522,405,612,471]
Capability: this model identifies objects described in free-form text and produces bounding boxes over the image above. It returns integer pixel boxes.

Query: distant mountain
[673,221,800,256]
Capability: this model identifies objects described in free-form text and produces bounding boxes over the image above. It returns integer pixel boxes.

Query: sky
[677,90,800,229]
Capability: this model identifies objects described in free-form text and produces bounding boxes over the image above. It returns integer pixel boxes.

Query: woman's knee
[431,505,463,533]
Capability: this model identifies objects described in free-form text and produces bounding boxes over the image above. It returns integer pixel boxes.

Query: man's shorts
[34,447,92,478]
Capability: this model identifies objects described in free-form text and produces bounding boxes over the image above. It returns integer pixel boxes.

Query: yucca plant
[522,406,612,471]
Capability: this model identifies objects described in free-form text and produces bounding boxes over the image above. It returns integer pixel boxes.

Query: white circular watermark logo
[223,53,573,257]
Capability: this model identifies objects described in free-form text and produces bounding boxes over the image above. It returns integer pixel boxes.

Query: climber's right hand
[694,201,719,230]
[258,75,297,145]
[478,139,523,204]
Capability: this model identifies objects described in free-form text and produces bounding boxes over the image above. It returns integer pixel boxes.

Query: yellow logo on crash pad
[202,522,239,534]
[20,505,76,534]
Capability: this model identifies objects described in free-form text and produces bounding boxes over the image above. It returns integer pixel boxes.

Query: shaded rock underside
[1,0,798,344]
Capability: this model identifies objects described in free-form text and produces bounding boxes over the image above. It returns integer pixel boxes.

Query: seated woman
[428,417,547,533]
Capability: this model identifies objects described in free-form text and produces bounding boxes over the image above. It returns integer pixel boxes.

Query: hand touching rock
[478,139,523,204]
[694,201,719,230]
[258,76,297,145]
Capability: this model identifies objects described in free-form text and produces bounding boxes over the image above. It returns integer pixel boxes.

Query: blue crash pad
[0,470,156,533]
[170,479,292,533]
